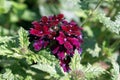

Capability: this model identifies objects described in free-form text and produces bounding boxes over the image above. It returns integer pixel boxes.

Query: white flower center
[64,38,67,41]
[40,31,43,33]
[79,35,82,39]
[69,29,72,32]
[70,25,72,27]
[53,37,56,40]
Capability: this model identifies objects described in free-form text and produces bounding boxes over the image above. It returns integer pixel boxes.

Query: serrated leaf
[97,11,120,35]
[84,64,105,79]
[87,43,101,57]
[70,49,82,70]
[18,27,30,48]
[31,63,57,75]
[2,69,14,80]
[0,45,13,55]
[0,36,12,43]
[70,51,105,80]
[111,61,119,80]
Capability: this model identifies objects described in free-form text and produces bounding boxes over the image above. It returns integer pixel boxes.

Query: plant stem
[81,0,103,26]
[110,39,120,50]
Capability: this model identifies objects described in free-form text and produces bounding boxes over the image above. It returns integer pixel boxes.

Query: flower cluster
[29,14,83,72]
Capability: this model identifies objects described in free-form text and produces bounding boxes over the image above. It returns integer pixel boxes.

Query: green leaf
[0,0,12,14]
[70,49,82,70]
[2,69,14,80]
[87,43,101,57]
[70,50,105,80]
[18,27,30,48]
[97,11,120,35]
[0,68,24,80]
[31,63,57,75]
[84,64,105,79]
[110,61,119,80]
[0,36,12,43]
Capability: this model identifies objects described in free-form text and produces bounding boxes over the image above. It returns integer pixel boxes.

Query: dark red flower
[57,14,64,20]
[30,21,50,37]
[60,56,71,72]
[61,25,81,36]
[56,31,73,50]
[67,37,80,49]
[33,39,49,51]
[57,51,65,60]
[29,14,83,72]
[41,16,48,23]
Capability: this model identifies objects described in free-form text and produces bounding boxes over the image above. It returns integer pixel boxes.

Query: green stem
[110,39,120,49]
[81,0,103,26]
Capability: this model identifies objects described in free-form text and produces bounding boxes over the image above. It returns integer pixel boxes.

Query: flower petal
[43,41,49,48]
[33,41,42,51]
[52,46,59,54]
[66,49,74,56]
[57,51,65,60]
[41,16,48,22]
[56,32,65,45]
[78,48,82,54]
[30,28,39,35]
[61,25,68,31]
[32,21,41,30]
[57,14,64,20]
[61,64,70,72]
[43,26,50,35]
[64,41,73,50]
[68,38,80,48]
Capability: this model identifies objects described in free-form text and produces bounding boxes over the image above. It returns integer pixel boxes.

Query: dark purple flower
[33,39,49,51]
[33,41,42,51]
[67,37,80,49]
[57,13,64,20]
[30,21,50,37]
[29,14,83,72]
[78,48,82,54]
[61,21,82,36]
[41,16,48,23]
[52,46,60,54]
[60,56,71,72]
[56,31,73,50]
[57,51,65,60]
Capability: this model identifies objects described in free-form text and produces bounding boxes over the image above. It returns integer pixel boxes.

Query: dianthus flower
[29,14,83,72]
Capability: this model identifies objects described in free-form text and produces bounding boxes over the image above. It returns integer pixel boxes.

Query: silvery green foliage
[0,28,64,80]
[18,27,30,48]
[70,50,106,80]
[110,61,119,80]
[98,12,120,35]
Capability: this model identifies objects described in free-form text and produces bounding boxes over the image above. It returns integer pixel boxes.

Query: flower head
[29,14,83,72]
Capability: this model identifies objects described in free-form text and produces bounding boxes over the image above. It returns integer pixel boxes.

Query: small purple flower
[61,21,82,36]
[60,56,71,72]
[78,48,82,54]
[57,51,65,60]
[68,37,80,49]
[33,41,42,51]
[56,31,73,50]
[33,39,49,51]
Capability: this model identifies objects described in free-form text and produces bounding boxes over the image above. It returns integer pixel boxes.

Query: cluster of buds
[29,14,83,72]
